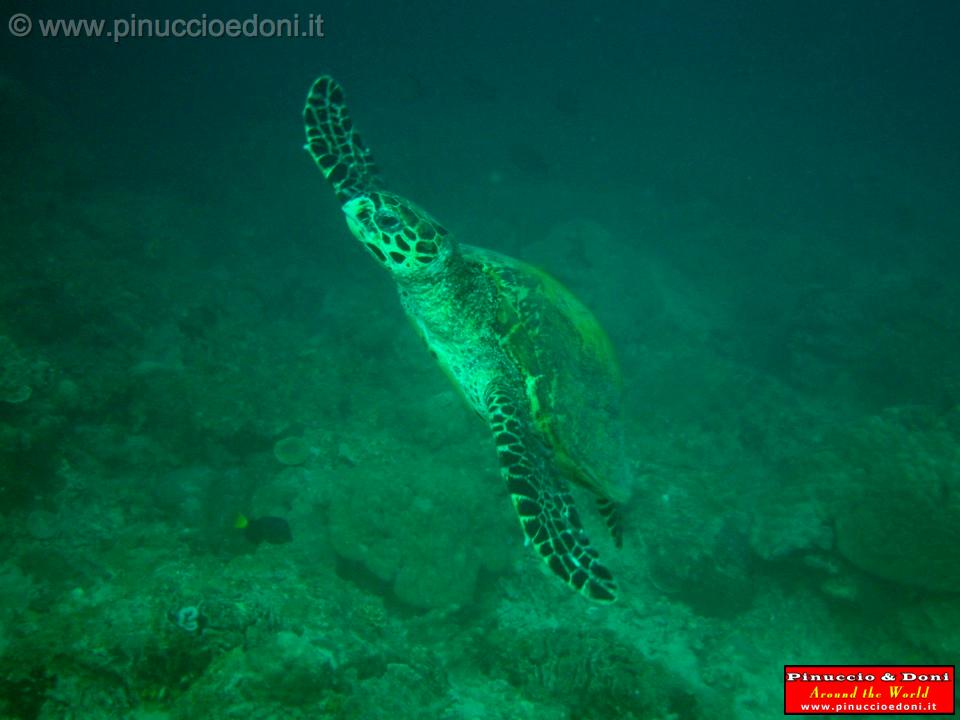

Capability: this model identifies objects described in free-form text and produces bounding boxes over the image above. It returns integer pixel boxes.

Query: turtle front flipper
[303,76,380,204]
[486,386,618,602]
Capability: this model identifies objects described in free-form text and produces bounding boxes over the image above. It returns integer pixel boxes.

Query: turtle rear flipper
[304,76,380,204]
[555,455,626,549]
[487,386,618,602]
[596,497,624,549]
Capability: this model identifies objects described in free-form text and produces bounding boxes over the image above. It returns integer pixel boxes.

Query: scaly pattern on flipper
[486,385,618,602]
[303,76,380,204]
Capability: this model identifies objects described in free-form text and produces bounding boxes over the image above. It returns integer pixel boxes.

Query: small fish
[234,514,293,545]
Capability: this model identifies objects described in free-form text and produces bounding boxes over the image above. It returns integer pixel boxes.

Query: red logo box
[784,665,955,715]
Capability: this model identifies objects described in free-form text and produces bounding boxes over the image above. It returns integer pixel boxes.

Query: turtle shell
[465,246,631,503]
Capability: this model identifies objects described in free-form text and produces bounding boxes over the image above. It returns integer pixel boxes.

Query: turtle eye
[375,211,401,232]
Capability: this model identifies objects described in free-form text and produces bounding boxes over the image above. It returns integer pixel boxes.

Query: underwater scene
[1,1,958,718]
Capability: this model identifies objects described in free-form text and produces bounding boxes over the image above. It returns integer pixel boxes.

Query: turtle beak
[341,195,392,267]
[343,196,375,236]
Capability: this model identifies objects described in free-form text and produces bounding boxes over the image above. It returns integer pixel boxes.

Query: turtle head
[342,191,454,277]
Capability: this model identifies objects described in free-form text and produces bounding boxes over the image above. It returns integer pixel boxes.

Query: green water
[0,2,957,718]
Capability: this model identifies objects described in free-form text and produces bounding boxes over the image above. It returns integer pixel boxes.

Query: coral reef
[327,446,513,609]
[273,436,311,466]
[826,406,960,592]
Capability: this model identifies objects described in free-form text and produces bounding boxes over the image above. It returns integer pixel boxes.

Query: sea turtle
[303,76,630,602]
